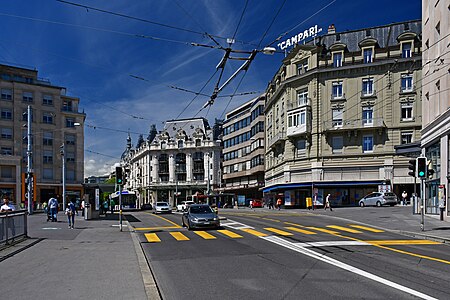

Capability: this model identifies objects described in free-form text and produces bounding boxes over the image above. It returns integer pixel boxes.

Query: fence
[0,210,27,245]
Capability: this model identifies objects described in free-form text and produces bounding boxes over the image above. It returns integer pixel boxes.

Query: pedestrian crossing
[141,222,389,243]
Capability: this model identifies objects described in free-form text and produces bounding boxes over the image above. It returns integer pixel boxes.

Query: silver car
[182,204,220,230]
[152,201,172,214]
[358,192,398,207]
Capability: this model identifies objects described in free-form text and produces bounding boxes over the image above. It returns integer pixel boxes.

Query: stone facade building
[263,21,422,207]
[421,0,450,218]
[0,63,85,207]
[220,95,265,203]
[121,118,221,208]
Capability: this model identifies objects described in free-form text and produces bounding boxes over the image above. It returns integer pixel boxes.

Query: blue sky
[0,0,421,176]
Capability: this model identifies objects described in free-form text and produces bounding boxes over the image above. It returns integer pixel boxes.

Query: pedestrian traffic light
[408,159,416,177]
[417,157,427,179]
[427,160,435,179]
[116,167,123,185]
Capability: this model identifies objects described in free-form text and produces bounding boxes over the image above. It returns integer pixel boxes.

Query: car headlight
[213,217,218,221]
[193,217,199,222]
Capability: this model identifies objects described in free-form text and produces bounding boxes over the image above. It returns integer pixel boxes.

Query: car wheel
[359,202,365,207]
[187,220,192,231]
[376,201,382,207]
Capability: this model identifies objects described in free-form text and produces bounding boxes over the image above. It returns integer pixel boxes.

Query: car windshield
[190,206,214,214]
[156,202,168,206]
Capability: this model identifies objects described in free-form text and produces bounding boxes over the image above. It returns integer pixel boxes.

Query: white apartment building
[121,118,221,208]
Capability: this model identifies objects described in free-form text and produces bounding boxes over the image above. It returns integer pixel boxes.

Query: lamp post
[60,144,66,211]
[26,105,33,215]
[175,163,179,206]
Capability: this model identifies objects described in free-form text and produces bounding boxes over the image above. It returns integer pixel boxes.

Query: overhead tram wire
[56,0,254,47]
[85,149,120,160]
[256,0,287,48]
[230,0,250,44]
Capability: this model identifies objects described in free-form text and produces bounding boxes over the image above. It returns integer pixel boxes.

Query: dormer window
[402,42,412,58]
[333,52,343,67]
[363,48,373,63]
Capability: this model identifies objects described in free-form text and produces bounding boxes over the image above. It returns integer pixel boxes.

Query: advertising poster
[95,188,100,210]
[238,195,246,206]
[284,191,291,206]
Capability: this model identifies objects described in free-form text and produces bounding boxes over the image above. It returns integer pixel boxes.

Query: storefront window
[426,142,440,214]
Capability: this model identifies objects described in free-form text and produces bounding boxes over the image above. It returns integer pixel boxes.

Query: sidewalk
[0,212,158,300]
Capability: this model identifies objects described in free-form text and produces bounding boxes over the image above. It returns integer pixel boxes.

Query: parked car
[176,201,194,212]
[250,199,263,208]
[182,204,220,230]
[141,203,152,210]
[152,201,172,214]
[358,192,398,207]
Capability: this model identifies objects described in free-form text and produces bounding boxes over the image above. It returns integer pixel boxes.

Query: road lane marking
[349,225,384,233]
[264,228,293,236]
[134,226,181,231]
[327,225,362,233]
[194,231,216,240]
[284,222,305,227]
[241,228,268,237]
[149,214,182,228]
[218,229,243,238]
[170,232,189,241]
[294,241,369,247]
[306,227,340,234]
[284,227,317,235]
[145,233,161,243]
[264,235,437,300]
[367,240,441,246]
[261,218,281,222]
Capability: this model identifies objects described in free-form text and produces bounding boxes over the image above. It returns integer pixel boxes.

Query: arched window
[192,152,204,181]
[178,140,184,148]
[195,139,201,147]
[175,153,187,181]
[158,154,169,182]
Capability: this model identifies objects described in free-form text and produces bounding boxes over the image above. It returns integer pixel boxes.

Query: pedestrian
[65,200,76,229]
[1,197,16,240]
[401,191,408,206]
[42,201,48,214]
[81,200,85,217]
[276,198,282,210]
[48,197,58,222]
[103,200,109,216]
[110,198,115,214]
[268,199,274,209]
[324,194,333,211]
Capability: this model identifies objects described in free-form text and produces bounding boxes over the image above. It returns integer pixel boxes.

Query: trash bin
[306,197,312,209]
[84,204,92,220]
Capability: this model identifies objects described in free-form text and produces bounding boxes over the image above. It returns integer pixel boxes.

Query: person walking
[324,194,333,211]
[48,197,58,222]
[1,197,16,240]
[1,197,15,212]
[65,200,76,229]
[276,198,282,210]
[268,199,274,209]
[110,198,115,214]
[401,191,408,206]
[102,200,109,217]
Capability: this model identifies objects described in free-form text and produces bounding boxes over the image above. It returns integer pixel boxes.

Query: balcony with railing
[361,89,377,98]
[287,98,311,111]
[323,117,386,132]
[268,131,286,148]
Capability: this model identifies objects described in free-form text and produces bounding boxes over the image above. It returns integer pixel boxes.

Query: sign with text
[277,25,322,50]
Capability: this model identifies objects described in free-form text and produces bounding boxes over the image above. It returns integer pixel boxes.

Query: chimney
[328,24,336,34]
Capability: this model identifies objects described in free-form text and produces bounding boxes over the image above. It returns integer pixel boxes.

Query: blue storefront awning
[263,180,385,193]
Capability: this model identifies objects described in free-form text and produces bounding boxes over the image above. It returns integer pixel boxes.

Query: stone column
[151,155,158,183]
[169,154,175,182]
[204,152,210,184]
[186,152,192,182]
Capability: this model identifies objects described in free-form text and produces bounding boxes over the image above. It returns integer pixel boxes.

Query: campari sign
[277,25,322,50]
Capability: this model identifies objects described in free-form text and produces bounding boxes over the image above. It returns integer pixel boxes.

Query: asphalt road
[130,209,450,300]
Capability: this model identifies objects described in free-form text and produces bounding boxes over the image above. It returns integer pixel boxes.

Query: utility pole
[60,144,66,211]
[26,105,33,215]
[207,153,211,205]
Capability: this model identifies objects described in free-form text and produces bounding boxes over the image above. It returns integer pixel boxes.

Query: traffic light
[427,160,435,179]
[417,157,427,179]
[408,159,416,177]
[116,167,123,185]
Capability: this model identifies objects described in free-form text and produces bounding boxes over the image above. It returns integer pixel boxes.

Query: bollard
[440,208,444,221]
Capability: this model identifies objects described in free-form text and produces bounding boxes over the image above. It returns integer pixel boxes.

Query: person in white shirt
[48,197,58,222]
[1,197,15,212]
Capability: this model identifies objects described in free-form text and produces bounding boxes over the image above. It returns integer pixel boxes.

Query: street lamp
[175,163,179,207]
[60,144,66,211]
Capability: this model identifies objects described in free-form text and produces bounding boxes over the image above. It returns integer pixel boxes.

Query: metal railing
[0,210,27,245]
[323,118,386,131]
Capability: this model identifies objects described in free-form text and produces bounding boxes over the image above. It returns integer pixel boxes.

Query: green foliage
[105,177,116,184]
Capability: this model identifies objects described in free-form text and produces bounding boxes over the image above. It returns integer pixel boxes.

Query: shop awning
[263,180,385,193]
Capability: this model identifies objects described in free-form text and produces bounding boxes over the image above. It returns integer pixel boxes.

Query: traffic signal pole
[421,178,425,231]
[119,184,122,232]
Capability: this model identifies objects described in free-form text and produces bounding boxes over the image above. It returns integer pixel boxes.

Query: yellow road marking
[284,222,305,227]
[367,240,441,245]
[150,214,181,228]
[306,227,340,234]
[349,225,384,233]
[327,225,362,233]
[145,233,161,243]
[264,228,293,236]
[170,232,189,241]
[134,226,181,231]
[284,227,317,235]
[262,218,281,222]
[241,228,268,237]
[194,231,216,240]
[218,230,243,238]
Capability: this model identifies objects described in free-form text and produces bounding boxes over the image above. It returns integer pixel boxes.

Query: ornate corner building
[0,63,85,207]
[121,118,222,208]
[263,20,422,207]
